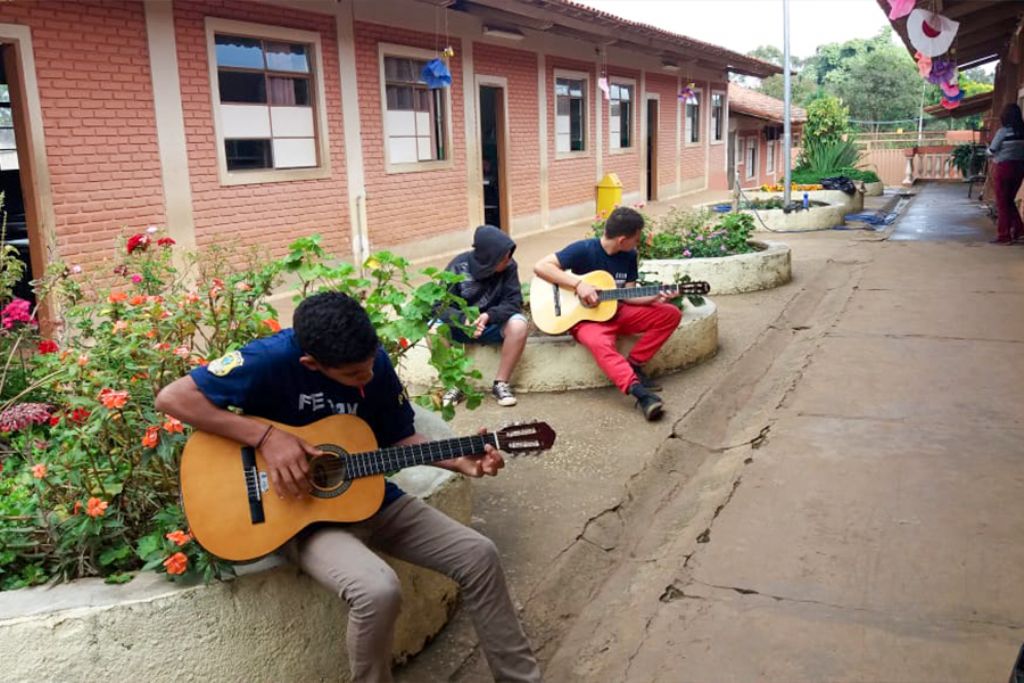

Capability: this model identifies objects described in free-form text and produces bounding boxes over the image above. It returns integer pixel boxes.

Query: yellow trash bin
[595,173,622,219]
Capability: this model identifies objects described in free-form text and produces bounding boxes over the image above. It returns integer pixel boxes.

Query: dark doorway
[0,49,33,303]
[479,85,508,230]
[646,99,657,201]
[727,131,737,190]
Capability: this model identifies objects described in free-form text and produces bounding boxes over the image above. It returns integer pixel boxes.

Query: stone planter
[0,407,469,683]
[697,189,862,232]
[640,240,791,295]
[864,181,884,197]
[400,299,718,393]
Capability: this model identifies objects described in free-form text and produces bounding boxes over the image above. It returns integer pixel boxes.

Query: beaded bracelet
[255,424,274,450]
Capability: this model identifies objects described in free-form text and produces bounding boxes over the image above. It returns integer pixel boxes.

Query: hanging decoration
[940,78,961,98]
[914,52,932,78]
[887,0,915,20]
[926,57,956,85]
[677,82,696,102]
[940,97,961,110]
[421,57,452,89]
[907,8,959,57]
[598,75,611,100]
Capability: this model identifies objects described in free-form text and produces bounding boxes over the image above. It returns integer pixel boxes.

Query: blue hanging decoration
[421,57,451,89]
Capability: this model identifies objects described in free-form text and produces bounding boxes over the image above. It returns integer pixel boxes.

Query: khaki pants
[288,495,542,683]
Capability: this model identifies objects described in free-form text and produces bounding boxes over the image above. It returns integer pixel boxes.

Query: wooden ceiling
[876,0,1024,68]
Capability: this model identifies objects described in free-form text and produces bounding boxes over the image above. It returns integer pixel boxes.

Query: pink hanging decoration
[915,52,932,78]
[940,97,960,110]
[940,79,960,98]
[678,83,696,101]
[597,76,610,100]
[907,9,959,57]
[887,0,914,20]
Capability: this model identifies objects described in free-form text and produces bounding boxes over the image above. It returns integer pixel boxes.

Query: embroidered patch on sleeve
[207,351,244,377]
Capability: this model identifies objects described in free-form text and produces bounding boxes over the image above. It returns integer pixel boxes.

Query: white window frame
[378,43,454,174]
[745,136,758,180]
[554,68,590,158]
[205,17,331,186]
[608,76,636,154]
[766,139,775,176]
[710,90,725,144]
[684,87,702,147]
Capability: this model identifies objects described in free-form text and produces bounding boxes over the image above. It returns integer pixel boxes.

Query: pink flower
[71,265,82,274]
[0,402,52,433]
[683,249,692,258]
[131,274,143,284]
[1,298,35,329]
[146,225,159,234]
[31,463,47,479]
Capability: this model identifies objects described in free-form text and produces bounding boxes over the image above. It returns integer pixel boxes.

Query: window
[685,90,701,144]
[735,137,744,166]
[0,84,15,170]
[766,140,775,174]
[745,138,757,179]
[213,33,318,172]
[555,75,587,153]
[609,81,633,150]
[382,54,448,165]
[711,92,724,142]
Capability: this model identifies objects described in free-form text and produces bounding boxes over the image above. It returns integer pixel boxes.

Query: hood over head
[468,225,515,278]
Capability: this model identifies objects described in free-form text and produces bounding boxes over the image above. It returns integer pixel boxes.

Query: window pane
[268,76,309,106]
[432,90,446,160]
[0,85,9,103]
[215,35,264,69]
[569,98,584,151]
[609,85,619,100]
[620,85,631,101]
[621,101,631,147]
[386,85,415,111]
[385,57,417,84]
[219,70,267,104]
[0,128,15,150]
[265,41,309,73]
[555,81,569,96]
[0,108,12,127]
[225,138,273,170]
[569,81,583,97]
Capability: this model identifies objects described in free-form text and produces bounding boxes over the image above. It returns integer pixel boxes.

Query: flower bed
[696,190,859,232]
[0,230,485,592]
[641,241,792,295]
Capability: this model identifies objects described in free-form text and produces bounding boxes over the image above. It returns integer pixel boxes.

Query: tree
[826,40,920,131]
[747,46,818,107]
[803,96,850,145]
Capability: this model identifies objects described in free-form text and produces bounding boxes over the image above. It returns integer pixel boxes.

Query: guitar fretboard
[347,434,498,479]
[597,284,681,301]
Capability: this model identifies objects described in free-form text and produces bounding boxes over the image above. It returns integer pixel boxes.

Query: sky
[573,0,894,59]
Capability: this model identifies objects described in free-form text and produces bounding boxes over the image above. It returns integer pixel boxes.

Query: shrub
[0,230,478,590]
[803,95,850,146]
[790,167,880,184]
[796,137,861,176]
[591,207,755,262]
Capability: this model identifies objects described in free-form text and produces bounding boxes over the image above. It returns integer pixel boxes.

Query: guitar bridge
[241,446,265,525]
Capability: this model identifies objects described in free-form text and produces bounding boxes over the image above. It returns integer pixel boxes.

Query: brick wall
[546,57,597,212]
[174,0,349,262]
[354,22,466,248]
[602,66,641,196]
[472,42,539,218]
[0,0,166,275]
[708,81,729,190]
[680,79,709,181]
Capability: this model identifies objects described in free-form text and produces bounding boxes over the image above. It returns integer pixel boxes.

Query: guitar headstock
[495,421,557,456]
[673,280,711,295]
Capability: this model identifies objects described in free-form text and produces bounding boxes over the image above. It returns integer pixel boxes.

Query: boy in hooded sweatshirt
[439,225,528,407]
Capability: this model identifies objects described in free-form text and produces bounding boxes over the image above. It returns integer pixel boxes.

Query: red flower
[129,295,147,306]
[108,292,128,304]
[48,415,60,427]
[37,340,59,354]
[157,237,176,247]
[165,530,192,547]
[141,425,160,449]
[163,552,188,575]
[72,500,82,515]
[31,463,47,479]
[126,233,150,254]
[86,497,108,518]
[398,337,410,350]
[98,388,129,409]
[263,319,282,333]
[162,416,184,433]
[69,408,91,424]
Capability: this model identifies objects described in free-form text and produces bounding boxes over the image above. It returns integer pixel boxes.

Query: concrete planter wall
[640,240,791,295]
[697,189,862,232]
[864,181,884,197]
[0,407,468,683]
[401,299,718,392]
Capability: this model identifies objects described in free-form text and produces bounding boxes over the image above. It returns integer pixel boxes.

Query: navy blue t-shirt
[190,330,415,506]
[555,238,638,287]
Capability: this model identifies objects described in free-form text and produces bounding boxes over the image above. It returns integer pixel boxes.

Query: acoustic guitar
[529,271,711,335]
[179,414,556,561]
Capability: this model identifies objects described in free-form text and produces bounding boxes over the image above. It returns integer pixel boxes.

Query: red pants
[571,302,682,394]
[993,160,1024,241]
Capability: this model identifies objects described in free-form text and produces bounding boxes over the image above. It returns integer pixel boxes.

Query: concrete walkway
[396,184,1024,682]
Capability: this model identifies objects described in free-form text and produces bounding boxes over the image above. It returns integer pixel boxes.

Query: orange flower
[112,320,129,334]
[86,497,108,518]
[98,388,129,409]
[163,551,188,575]
[72,500,83,515]
[173,345,190,358]
[235,282,252,292]
[153,342,171,352]
[165,530,192,547]
[263,319,281,333]
[162,416,184,433]
[185,291,201,304]
[31,463,47,479]
[108,291,128,303]
[141,425,160,448]
[76,353,89,367]
[129,294,147,306]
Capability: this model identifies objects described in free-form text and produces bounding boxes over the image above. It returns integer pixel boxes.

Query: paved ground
[394,183,1024,683]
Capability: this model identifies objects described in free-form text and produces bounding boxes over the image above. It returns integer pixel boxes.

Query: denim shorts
[445,313,527,345]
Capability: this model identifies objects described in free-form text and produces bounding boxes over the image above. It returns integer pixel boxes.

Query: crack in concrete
[695,476,743,545]
[828,330,1024,345]
[623,612,658,681]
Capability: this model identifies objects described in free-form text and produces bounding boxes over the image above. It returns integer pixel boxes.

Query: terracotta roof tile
[728,83,807,123]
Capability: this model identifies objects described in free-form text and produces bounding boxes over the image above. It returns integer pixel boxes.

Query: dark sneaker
[629,383,664,421]
[442,387,464,407]
[628,360,662,391]
[492,381,517,407]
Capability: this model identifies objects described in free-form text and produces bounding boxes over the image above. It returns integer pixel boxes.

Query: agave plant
[796,137,861,176]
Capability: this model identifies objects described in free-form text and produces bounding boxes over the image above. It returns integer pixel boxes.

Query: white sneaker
[442,388,464,407]
[491,381,517,407]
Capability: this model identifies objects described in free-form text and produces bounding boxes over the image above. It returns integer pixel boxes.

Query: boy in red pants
[534,207,682,420]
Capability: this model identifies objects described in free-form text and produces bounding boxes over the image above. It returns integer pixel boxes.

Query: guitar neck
[597,284,680,301]
[347,433,498,478]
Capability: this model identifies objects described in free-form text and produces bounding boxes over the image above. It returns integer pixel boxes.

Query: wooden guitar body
[180,414,383,562]
[529,270,618,335]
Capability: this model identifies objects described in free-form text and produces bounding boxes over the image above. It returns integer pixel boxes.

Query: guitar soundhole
[309,445,351,500]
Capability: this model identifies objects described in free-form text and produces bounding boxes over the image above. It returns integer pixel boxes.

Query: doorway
[0,47,33,303]
[646,98,658,201]
[727,131,737,190]
[479,84,508,230]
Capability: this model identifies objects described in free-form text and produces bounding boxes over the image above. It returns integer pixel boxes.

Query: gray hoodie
[441,226,523,327]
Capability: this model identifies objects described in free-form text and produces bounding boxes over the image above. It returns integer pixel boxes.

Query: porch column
[335,0,370,266]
